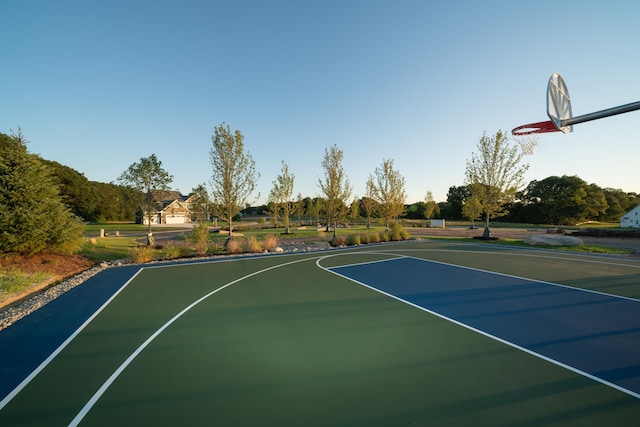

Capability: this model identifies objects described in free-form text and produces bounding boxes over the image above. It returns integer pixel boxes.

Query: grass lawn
[80,237,140,262]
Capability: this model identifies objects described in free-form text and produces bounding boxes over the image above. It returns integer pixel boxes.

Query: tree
[189,184,212,223]
[462,185,483,228]
[465,131,528,237]
[372,158,406,230]
[118,153,173,244]
[522,175,605,225]
[445,185,470,220]
[602,188,635,221]
[0,130,84,254]
[43,160,100,221]
[294,193,305,226]
[424,190,439,221]
[209,123,259,240]
[265,198,280,228]
[361,175,376,229]
[348,198,360,223]
[318,145,352,238]
[584,183,608,221]
[270,161,295,234]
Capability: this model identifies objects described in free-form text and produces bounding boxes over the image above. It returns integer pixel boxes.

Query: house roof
[623,204,640,216]
[150,190,186,204]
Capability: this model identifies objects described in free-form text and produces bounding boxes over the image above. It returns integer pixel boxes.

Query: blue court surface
[1,241,640,425]
[328,256,640,397]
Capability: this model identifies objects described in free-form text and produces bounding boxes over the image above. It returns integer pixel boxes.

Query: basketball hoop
[512,72,572,136]
[511,120,560,136]
[513,134,539,155]
[512,72,640,137]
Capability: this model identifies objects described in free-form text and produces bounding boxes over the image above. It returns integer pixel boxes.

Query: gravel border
[2,233,637,332]
[0,261,119,331]
[0,241,333,332]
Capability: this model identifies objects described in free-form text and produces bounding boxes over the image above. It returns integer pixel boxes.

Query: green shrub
[186,223,210,255]
[207,242,224,255]
[388,222,408,241]
[347,234,361,245]
[129,245,157,263]
[162,243,192,260]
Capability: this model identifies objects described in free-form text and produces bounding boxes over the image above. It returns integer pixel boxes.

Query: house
[140,191,212,225]
[620,205,640,228]
[142,193,191,225]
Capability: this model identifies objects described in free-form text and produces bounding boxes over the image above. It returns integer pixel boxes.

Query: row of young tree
[254,131,638,230]
[2,125,637,255]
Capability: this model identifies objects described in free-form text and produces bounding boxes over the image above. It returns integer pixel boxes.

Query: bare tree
[118,154,173,244]
[465,130,529,237]
[318,145,352,239]
[209,123,259,240]
[372,158,406,230]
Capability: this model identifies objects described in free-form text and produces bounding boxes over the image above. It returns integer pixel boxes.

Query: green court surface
[1,240,640,426]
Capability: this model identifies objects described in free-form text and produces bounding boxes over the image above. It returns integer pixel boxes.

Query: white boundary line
[2,242,638,419]
[316,252,640,400]
[0,268,145,411]
[68,255,318,427]
[320,249,640,303]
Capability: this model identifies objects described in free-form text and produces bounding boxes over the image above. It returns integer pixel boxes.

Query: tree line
[2,126,638,255]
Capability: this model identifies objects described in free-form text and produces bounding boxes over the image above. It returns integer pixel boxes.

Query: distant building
[620,205,640,228]
[141,192,189,225]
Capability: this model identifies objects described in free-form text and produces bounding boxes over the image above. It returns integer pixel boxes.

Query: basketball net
[513,134,539,156]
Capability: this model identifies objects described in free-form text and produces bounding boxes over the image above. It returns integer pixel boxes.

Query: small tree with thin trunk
[209,123,259,241]
[462,185,483,228]
[372,158,406,230]
[362,175,376,229]
[270,161,295,234]
[318,145,352,239]
[348,198,360,224]
[189,184,211,223]
[465,130,528,237]
[424,190,438,221]
[118,153,173,244]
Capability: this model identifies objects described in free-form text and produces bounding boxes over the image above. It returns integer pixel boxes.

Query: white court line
[317,252,640,400]
[3,242,638,419]
[68,255,318,427]
[0,268,145,411]
[318,249,640,303]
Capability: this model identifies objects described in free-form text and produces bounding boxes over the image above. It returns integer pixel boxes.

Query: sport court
[1,240,639,426]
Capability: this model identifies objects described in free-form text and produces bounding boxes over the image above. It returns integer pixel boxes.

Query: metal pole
[562,100,640,127]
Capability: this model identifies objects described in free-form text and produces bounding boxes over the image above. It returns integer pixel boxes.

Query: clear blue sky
[2,0,639,205]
